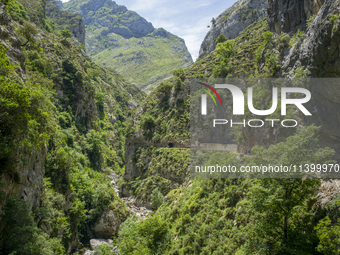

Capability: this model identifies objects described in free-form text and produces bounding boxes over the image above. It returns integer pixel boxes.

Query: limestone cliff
[199,0,267,59]
[276,0,340,161]
[268,0,325,34]
[0,3,25,79]
[46,0,85,45]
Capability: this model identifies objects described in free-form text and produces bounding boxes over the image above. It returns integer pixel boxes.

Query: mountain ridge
[62,0,193,90]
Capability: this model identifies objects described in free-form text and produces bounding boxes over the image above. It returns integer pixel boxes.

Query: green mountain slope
[118,0,340,253]
[0,0,145,252]
[62,0,193,90]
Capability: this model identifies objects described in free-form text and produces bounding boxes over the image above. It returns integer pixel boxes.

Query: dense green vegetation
[90,31,192,90]
[120,147,190,208]
[118,127,338,255]
[116,16,340,255]
[0,1,144,252]
[1,0,340,254]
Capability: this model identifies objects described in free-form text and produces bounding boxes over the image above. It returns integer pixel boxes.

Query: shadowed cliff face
[268,0,325,34]
[276,0,340,162]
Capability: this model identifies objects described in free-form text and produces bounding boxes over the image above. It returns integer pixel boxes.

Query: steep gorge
[1,0,340,254]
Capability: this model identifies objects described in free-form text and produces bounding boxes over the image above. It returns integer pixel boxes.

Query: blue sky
[61,0,236,60]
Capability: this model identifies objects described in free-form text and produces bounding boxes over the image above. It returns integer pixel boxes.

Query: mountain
[199,0,267,59]
[2,0,340,254]
[62,0,193,91]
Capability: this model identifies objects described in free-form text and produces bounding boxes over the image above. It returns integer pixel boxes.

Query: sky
[61,0,236,61]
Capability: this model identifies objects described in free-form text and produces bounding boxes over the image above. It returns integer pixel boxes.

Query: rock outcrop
[198,0,267,59]
[46,0,85,45]
[277,0,340,162]
[268,0,325,34]
[91,208,124,238]
[0,148,47,210]
[89,239,112,250]
[63,0,154,39]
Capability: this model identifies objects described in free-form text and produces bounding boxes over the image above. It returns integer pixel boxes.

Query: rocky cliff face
[276,0,340,161]
[268,0,325,34]
[279,0,340,77]
[0,2,45,210]
[63,0,193,90]
[46,0,85,45]
[63,0,154,39]
[199,0,268,59]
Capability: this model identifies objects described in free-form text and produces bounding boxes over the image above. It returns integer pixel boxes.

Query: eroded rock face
[91,209,124,238]
[0,147,47,209]
[198,0,267,59]
[64,0,154,39]
[277,0,340,161]
[268,0,325,34]
[46,0,85,45]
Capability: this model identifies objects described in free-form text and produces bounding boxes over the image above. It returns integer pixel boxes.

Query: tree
[263,31,273,43]
[315,216,340,254]
[17,22,38,47]
[42,0,48,18]
[215,34,227,45]
[150,188,164,209]
[0,198,65,254]
[214,39,236,60]
[244,126,335,254]
[211,17,216,26]
[61,29,72,39]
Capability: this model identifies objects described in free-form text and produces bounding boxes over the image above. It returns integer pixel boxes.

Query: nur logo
[200,83,312,116]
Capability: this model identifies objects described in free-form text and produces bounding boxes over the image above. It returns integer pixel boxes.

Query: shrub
[328,13,340,23]
[0,198,65,255]
[262,30,273,43]
[214,39,236,60]
[279,33,290,44]
[170,67,185,81]
[215,34,227,45]
[61,29,72,39]
[150,188,164,209]
[17,22,38,47]
[307,14,316,28]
